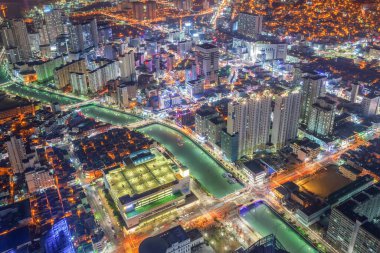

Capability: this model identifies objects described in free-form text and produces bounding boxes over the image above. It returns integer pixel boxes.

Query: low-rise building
[242,159,268,186]
[104,149,190,228]
[139,226,204,253]
[339,164,362,181]
[233,38,287,62]
[296,203,329,226]
[91,231,107,253]
[186,78,205,98]
[25,167,55,193]
[273,181,299,201]
[290,138,320,162]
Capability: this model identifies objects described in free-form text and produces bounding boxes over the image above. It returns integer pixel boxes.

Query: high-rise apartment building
[69,19,99,52]
[300,74,326,125]
[177,40,192,57]
[221,130,239,162]
[88,61,120,93]
[272,89,302,149]
[174,0,193,11]
[179,0,193,11]
[117,84,129,108]
[132,1,157,20]
[1,24,20,63]
[227,92,272,158]
[195,43,219,84]
[54,59,87,89]
[361,94,380,116]
[327,183,380,253]
[307,96,336,136]
[44,9,64,43]
[34,56,64,83]
[205,116,226,147]
[235,13,263,38]
[38,24,50,46]
[9,19,32,61]
[195,105,218,138]
[0,25,16,49]
[350,82,359,103]
[70,72,88,95]
[6,136,27,174]
[146,1,157,20]
[119,49,136,81]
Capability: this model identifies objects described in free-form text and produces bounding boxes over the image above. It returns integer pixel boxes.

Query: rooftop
[291,138,320,150]
[196,43,217,50]
[139,225,189,253]
[195,105,217,117]
[327,175,374,205]
[297,166,352,199]
[243,159,267,175]
[208,116,225,125]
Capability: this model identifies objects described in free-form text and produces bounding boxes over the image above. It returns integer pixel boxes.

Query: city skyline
[0,0,379,253]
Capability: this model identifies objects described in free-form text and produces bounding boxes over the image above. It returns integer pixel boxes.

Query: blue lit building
[44,219,75,253]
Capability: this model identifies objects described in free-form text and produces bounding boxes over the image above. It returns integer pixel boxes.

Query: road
[270,136,370,188]
[84,184,116,244]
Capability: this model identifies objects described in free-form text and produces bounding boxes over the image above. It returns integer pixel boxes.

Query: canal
[0,83,80,105]
[240,202,318,253]
[79,105,141,125]
[1,82,242,198]
[138,124,243,198]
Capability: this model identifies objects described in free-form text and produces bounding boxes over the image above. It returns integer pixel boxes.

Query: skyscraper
[300,74,326,125]
[6,136,26,174]
[272,89,302,149]
[227,91,272,158]
[195,43,219,84]
[307,96,336,136]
